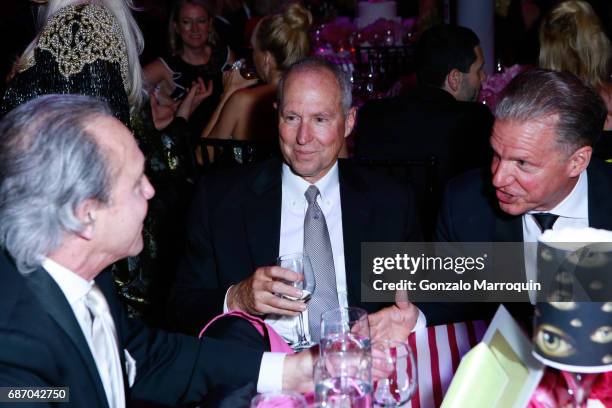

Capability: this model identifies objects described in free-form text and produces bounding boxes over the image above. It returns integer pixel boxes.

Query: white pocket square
[124,349,136,387]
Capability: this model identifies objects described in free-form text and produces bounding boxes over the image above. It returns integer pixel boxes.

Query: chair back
[594,130,612,162]
[200,138,276,173]
[354,45,415,93]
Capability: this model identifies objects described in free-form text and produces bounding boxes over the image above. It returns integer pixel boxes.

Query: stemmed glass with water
[372,340,417,407]
[316,307,373,407]
[277,253,316,351]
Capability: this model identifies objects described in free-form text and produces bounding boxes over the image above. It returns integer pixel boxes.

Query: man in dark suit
[354,24,494,236]
[429,69,612,325]
[174,58,423,343]
[0,95,313,408]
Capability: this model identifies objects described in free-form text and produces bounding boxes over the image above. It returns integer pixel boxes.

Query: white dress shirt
[267,162,349,342]
[42,258,123,408]
[223,162,425,340]
[43,259,285,394]
[522,171,589,301]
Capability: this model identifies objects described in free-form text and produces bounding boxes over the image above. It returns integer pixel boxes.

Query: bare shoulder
[231,84,276,107]
[598,83,612,105]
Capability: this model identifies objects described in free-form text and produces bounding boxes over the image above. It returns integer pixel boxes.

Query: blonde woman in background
[539,0,612,129]
[203,2,312,142]
[144,0,233,134]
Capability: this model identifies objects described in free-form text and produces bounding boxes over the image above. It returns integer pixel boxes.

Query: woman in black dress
[144,0,234,136]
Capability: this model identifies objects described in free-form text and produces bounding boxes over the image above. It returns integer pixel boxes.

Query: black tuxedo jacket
[173,158,421,334]
[0,251,262,408]
[426,159,612,325]
[353,86,493,239]
[354,85,494,184]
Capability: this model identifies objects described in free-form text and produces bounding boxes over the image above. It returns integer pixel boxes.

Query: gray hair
[0,94,115,274]
[277,57,353,116]
[495,69,607,152]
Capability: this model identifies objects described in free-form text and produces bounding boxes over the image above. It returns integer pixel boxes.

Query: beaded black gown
[2,3,196,324]
[1,4,131,125]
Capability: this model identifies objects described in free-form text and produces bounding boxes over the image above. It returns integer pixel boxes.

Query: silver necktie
[304,185,339,341]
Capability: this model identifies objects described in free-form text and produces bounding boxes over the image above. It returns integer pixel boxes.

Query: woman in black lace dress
[2,0,208,325]
[144,0,234,136]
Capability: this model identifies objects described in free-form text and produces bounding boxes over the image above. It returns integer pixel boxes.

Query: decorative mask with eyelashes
[533,302,612,371]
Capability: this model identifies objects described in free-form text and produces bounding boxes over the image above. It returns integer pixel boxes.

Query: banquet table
[406,320,488,408]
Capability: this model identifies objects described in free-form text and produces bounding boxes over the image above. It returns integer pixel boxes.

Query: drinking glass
[226,58,258,80]
[250,391,307,408]
[314,355,372,408]
[320,307,371,356]
[277,253,316,351]
[372,340,417,407]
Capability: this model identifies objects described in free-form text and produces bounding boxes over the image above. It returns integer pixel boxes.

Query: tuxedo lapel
[243,160,283,268]
[493,213,523,242]
[339,161,372,307]
[491,209,527,287]
[587,160,612,230]
[26,267,109,407]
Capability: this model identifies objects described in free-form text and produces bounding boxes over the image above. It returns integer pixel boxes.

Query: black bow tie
[532,213,559,233]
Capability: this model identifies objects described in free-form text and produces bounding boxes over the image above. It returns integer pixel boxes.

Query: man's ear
[344,107,357,138]
[74,199,99,241]
[445,69,462,95]
[567,145,592,178]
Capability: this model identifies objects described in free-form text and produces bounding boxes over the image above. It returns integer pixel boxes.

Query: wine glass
[277,253,316,351]
[372,340,417,407]
[227,58,259,80]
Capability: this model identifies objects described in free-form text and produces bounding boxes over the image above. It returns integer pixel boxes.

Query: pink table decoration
[478,64,530,111]
[528,369,611,408]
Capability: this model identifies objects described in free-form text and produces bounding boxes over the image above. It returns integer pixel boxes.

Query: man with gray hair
[430,69,612,324]
[173,57,423,346]
[0,94,314,407]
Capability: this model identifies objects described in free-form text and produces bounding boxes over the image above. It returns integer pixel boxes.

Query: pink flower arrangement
[359,18,402,46]
[319,17,356,50]
[478,64,530,111]
[312,16,416,53]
